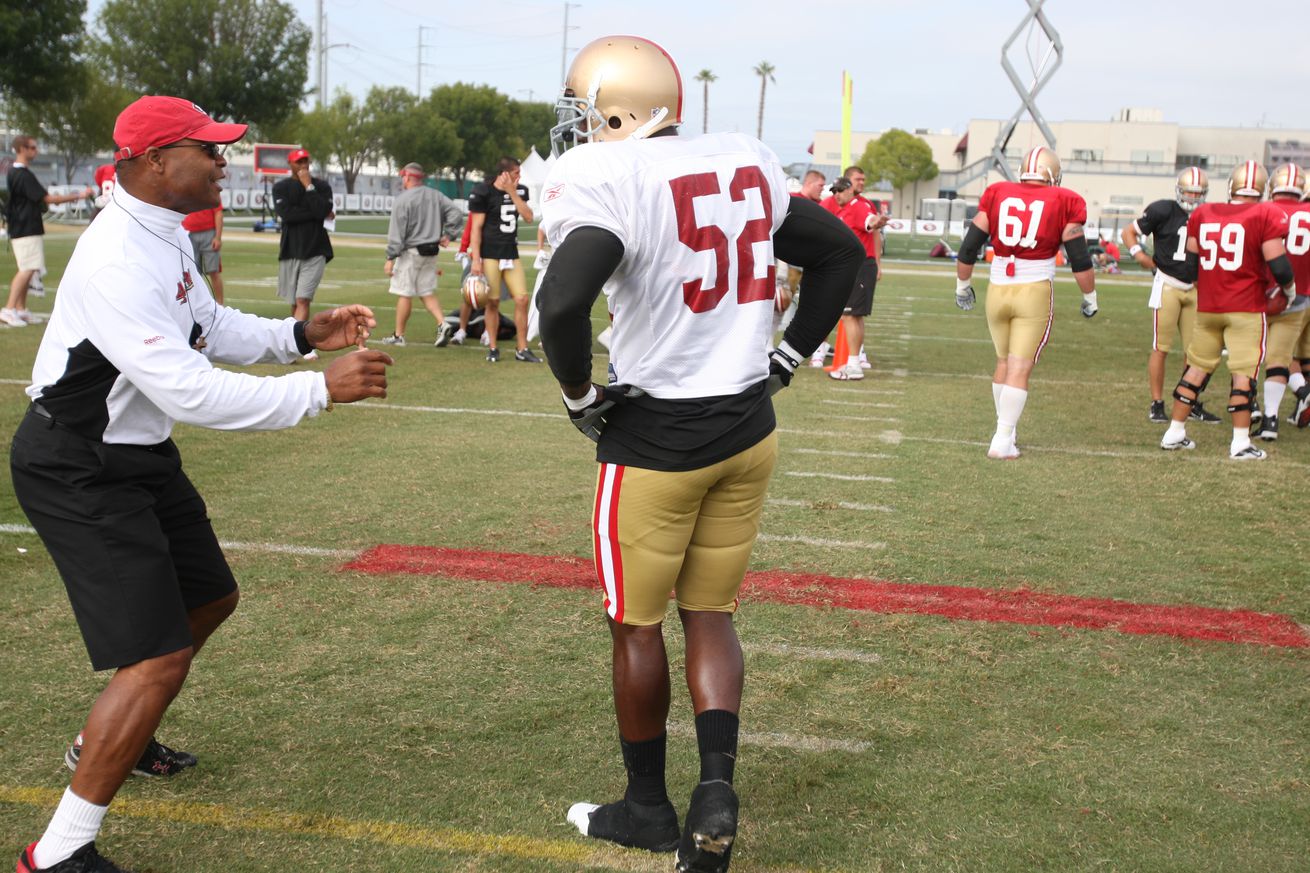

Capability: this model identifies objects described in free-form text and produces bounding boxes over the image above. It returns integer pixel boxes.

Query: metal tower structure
[989,0,1063,182]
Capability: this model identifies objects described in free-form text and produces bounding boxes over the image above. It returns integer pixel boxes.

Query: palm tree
[694,69,717,134]
[753,61,775,140]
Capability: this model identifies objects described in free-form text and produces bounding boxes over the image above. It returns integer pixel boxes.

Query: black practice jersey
[468,182,528,259]
[1133,199,1192,283]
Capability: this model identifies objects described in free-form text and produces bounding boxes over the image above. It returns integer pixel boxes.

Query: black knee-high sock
[695,710,739,784]
[621,733,669,806]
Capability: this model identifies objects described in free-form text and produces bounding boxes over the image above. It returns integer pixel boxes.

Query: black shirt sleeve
[536,226,625,386]
[772,196,864,358]
[1136,199,1170,237]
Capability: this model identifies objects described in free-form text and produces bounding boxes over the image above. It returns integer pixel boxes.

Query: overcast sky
[89,0,1310,165]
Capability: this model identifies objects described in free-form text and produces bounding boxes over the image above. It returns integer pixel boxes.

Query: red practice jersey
[820,195,877,258]
[978,181,1087,261]
[1270,199,1310,297]
[1187,201,1289,313]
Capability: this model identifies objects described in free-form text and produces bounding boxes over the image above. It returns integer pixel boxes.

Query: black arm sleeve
[1268,253,1294,288]
[537,226,625,386]
[1064,234,1093,272]
[1180,251,1199,285]
[957,222,989,265]
[772,196,865,358]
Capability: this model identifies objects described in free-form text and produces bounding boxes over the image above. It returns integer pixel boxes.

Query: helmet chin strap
[627,107,669,141]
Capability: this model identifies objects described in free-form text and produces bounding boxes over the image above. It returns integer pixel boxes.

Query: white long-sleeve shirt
[27,184,330,445]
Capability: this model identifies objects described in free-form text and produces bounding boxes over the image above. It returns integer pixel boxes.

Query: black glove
[563,384,644,442]
[767,344,801,396]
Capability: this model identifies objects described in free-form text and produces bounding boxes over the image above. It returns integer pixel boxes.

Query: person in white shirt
[538,36,860,873]
[11,95,392,873]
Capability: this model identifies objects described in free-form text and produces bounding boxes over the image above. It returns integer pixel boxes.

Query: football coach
[10,95,392,873]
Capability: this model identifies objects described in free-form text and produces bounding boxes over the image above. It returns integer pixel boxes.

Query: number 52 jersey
[977,180,1087,284]
[540,132,790,399]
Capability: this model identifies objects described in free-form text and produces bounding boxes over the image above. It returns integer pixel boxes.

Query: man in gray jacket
[381,162,465,346]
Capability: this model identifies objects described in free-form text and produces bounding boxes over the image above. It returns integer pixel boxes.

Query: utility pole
[560,3,581,85]
[316,0,325,107]
[417,26,434,97]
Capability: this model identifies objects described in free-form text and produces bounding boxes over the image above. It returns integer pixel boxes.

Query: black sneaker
[675,781,738,873]
[17,841,130,872]
[513,348,542,363]
[1188,402,1221,423]
[1148,400,1168,423]
[434,323,455,347]
[487,348,500,363]
[66,735,197,777]
[566,797,680,852]
[1257,413,1279,441]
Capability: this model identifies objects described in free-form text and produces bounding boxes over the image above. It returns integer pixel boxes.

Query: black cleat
[66,735,196,778]
[1257,414,1279,441]
[17,841,130,872]
[486,348,500,363]
[675,781,739,873]
[513,348,542,363]
[434,323,455,347]
[567,797,680,852]
[1148,400,1168,423]
[1188,402,1221,423]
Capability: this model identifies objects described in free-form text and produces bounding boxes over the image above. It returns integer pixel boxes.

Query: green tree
[0,0,86,104]
[92,0,309,129]
[511,99,556,160]
[694,69,716,134]
[377,89,462,178]
[428,83,522,192]
[11,65,132,182]
[753,61,775,140]
[858,129,939,216]
[297,90,378,194]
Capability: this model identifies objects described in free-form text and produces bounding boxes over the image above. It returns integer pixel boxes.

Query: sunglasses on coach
[156,142,226,160]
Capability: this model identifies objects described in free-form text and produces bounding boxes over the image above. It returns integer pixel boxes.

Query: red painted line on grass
[343,545,1310,649]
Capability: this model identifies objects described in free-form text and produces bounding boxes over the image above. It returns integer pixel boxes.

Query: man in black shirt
[467,156,536,362]
[272,148,334,328]
[1122,167,1221,424]
[4,136,93,327]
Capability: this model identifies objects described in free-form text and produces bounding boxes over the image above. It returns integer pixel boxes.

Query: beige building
[809,110,1310,235]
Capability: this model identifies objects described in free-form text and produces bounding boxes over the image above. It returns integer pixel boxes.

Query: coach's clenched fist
[324,349,393,403]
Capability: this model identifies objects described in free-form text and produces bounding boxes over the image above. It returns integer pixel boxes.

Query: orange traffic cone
[824,320,849,373]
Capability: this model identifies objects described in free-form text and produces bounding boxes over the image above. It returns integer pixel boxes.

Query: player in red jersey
[953,146,1098,459]
[1251,164,1310,439]
[1161,161,1293,459]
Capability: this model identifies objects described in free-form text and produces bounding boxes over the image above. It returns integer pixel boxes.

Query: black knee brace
[1172,378,1205,407]
[1267,366,1290,380]
[1227,382,1257,414]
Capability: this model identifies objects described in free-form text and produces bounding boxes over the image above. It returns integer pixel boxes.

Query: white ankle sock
[995,386,1027,442]
[992,382,1003,415]
[1231,428,1251,453]
[33,788,107,868]
[1263,380,1286,417]
[1164,420,1188,442]
[1289,372,1306,394]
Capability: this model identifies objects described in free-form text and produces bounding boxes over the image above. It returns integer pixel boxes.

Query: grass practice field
[1,226,1307,872]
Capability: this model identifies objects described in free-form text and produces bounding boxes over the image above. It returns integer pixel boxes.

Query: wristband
[562,385,598,412]
[1129,244,1143,257]
[956,277,973,294]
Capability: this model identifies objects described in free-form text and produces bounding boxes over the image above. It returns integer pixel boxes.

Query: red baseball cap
[113,96,248,162]
[288,148,310,163]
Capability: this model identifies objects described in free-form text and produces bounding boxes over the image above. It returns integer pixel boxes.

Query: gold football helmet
[462,273,490,309]
[1268,162,1307,198]
[1175,167,1208,212]
[550,35,683,157]
[1018,146,1061,185]
[1228,160,1268,200]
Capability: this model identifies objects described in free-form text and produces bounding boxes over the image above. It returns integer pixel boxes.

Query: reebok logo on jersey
[545,183,565,202]
[144,336,164,345]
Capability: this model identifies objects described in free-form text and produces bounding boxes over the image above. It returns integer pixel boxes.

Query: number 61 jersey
[978,179,1087,284]
[540,132,789,399]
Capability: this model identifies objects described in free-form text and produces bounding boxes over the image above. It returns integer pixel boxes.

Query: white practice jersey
[28,185,329,445]
[541,132,790,400]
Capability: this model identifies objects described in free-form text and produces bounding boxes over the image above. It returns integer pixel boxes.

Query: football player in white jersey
[537,36,862,873]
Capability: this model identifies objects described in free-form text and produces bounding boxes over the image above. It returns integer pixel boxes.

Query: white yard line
[668,722,873,753]
[757,533,887,550]
[783,471,895,483]
[790,447,894,459]
[742,641,883,665]
[767,497,895,513]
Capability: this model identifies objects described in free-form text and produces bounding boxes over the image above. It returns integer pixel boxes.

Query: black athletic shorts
[10,406,237,671]
[843,258,878,317]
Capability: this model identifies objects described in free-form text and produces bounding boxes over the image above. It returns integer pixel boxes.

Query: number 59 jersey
[1187,201,1289,313]
[540,132,789,399]
[977,180,1087,284]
